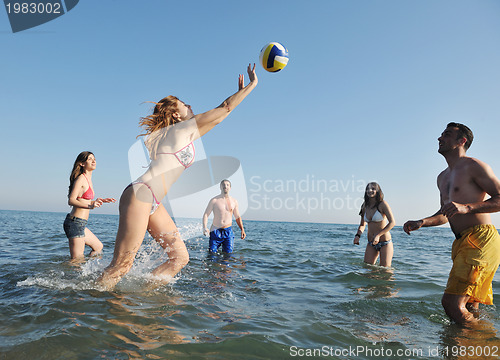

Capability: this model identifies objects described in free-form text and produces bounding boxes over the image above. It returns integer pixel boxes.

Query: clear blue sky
[1,0,500,226]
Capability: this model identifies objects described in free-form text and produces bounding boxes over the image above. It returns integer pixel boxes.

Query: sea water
[0,210,499,360]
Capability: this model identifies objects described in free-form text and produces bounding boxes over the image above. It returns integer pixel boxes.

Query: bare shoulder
[437,168,449,180]
[210,196,220,203]
[379,200,392,212]
[466,156,490,169]
[164,117,198,142]
[459,156,495,176]
[380,200,390,208]
[205,196,217,207]
[69,175,86,198]
[75,174,86,185]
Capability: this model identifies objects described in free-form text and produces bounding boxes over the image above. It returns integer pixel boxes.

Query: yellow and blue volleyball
[259,42,289,72]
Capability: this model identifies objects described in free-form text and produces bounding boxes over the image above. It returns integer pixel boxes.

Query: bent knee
[172,250,189,270]
[441,294,457,311]
[94,242,104,253]
[441,294,474,323]
[178,251,189,268]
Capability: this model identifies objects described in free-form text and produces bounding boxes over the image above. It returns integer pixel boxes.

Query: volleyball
[259,42,289,72]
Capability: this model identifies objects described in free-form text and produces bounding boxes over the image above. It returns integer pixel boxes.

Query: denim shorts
[63,214,88,238]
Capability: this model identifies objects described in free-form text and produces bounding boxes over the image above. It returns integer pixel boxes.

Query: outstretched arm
[403,210,448,234]
[195,64,258,137]
[96,197,116,205]
[404,173,449,234]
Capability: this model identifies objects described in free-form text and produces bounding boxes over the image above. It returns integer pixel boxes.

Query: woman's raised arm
[195,63,258,136]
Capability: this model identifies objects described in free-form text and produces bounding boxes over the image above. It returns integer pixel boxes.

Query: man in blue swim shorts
[202,180,246,253]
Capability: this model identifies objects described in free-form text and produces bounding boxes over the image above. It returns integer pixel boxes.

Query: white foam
[17,220,203,292]
[17,273,97,291]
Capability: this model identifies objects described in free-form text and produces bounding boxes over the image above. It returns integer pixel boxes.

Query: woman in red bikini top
[64,151,116,260]
[98,63,258,290]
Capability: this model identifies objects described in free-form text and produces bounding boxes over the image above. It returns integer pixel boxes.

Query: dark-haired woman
[64,152,116,260]
[98,64,258,290]
[353,182,395,267]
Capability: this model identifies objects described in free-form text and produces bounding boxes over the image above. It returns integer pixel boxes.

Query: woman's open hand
[247,63,257,83]
[238,63,258,90]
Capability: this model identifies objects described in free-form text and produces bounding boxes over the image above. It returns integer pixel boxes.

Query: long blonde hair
[137,95,180,160]
[68,151,93,198]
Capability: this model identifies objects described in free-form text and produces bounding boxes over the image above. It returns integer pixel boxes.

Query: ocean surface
[0,210,499,360]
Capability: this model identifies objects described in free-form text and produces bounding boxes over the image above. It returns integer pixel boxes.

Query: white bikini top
[153,117,198,168]
[364,209,384,223]
[157,142,195,168]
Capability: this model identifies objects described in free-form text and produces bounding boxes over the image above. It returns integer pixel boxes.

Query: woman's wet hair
[138,95,180,159]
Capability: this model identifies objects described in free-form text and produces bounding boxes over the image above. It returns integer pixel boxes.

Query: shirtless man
[404,123,500,324]
[202,180,246,253]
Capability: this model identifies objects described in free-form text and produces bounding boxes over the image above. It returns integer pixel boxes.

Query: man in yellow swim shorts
[403,123,500,324]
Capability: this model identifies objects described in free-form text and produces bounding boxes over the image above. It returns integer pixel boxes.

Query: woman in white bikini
[64,151,116,260]
[353,182,396,267]
[98,64,258,290]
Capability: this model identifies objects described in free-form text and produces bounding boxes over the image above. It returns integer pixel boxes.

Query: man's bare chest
[214,198,234,213]
[440,169,478,201]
